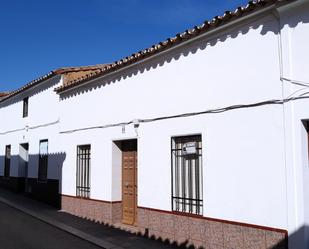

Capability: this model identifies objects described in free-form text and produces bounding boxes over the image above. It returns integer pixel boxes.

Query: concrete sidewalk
[0,189,184,249]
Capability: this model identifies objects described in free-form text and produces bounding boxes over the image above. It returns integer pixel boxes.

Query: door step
[113,223,145,235]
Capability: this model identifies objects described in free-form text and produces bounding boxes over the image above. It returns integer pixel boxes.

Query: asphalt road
[0,201,102,249]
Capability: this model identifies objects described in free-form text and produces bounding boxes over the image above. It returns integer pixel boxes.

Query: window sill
[75,196,91,200]
[172,211,203,218]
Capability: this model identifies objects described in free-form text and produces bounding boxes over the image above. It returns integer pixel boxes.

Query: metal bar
[86,146,91,198]
[80,147,82,197]
[78,147,81,197]
[189,157,193,213]
[76,147,79,196]
[82,148,85,197]
[175,142,179,211]
[171,138,174,212]
[84,147,87,197]
[182,141,186,213]
[197,154,200,213]
[83,148,86,197]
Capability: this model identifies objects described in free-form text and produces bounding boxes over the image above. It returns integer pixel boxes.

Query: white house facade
[0,0,308,248]
[0,66,105,206]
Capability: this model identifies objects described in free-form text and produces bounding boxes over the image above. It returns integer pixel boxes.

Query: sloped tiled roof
[61,65,108,85]
[54,0,291,93]
[0,92,10,97]
[0,64,107,103]
[0,92,10,100]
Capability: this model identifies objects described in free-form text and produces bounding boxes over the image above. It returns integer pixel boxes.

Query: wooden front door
[122,140,137,225]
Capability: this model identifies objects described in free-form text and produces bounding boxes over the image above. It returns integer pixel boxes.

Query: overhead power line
[60,94,309,134]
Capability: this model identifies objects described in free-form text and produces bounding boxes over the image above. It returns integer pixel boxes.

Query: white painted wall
[278,1,309,248]
[59,11,289,231]
[0,75,63,180]
[0,2,308,249]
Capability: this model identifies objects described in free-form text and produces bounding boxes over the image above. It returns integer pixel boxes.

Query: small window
[76,145,91,198]
[23,97,28,118]
[171,135,203,215]
[4,145,11,178]
[38,140,48,182]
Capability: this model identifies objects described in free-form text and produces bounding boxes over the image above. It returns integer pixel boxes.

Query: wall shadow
[0,152,66,208]
[284,225,309,249]
[134,225,308,249]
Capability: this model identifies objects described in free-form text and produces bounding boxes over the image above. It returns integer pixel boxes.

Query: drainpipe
[272,3,306,248]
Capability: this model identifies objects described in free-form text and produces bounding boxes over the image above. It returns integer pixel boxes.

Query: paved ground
[0,201,101,249]
[0,189,185,249]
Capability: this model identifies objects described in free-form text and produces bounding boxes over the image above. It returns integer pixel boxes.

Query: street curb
[0,197,124,249]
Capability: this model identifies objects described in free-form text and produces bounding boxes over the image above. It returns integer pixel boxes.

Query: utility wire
[2,82,309,136]
[60,93,309,134]
[0,127,25,135]
[60,121,133,134]
[28,119,59,130]
[0,120,60,135]
[281,77,309,88]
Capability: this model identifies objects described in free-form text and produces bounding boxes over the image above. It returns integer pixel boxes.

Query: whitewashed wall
[278,1,309,248]
[59,11,289,231]
[0,1,307,248]
[0,76,63,180]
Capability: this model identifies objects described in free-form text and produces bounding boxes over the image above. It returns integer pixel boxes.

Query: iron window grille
[171,135,203,215]
[76,145,91,198]
[38,140,48,182]
[23,97,28,118]
[4,145,11,178]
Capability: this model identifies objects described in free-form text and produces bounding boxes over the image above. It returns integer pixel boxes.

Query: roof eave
[54,0,293,94]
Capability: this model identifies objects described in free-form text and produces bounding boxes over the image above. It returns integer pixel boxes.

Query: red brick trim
[61,194,121,204]
[138,206,288,236]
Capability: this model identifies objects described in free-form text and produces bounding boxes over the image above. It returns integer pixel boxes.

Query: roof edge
[0,71,55,103]
[0,64,108,103]
[55,0,292,94]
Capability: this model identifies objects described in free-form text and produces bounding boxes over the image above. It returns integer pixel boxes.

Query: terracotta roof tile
[54,0,291,93]
[61,65,108,87]
[0,92,10,97]
[0,92,10,100]
[0,64,107,103]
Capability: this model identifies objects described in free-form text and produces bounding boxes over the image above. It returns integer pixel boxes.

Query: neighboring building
[0,0,309,248]
[0,65,106,206]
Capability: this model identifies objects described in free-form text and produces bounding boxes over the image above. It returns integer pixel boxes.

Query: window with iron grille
[4,145,11,178]
[38,140,48,182]
[76,145,91,198]
[171,135,203,215]
[23,97,28,118]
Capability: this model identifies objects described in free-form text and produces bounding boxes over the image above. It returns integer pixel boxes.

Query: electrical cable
[60,93,309,134]
[2,80,309,136]
[0,119,60,135]
[0,127,25,135]
[28,119,60,130]
[280,77,309,88]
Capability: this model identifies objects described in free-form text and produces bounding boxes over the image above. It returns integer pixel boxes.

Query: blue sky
[0,0,248,91]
